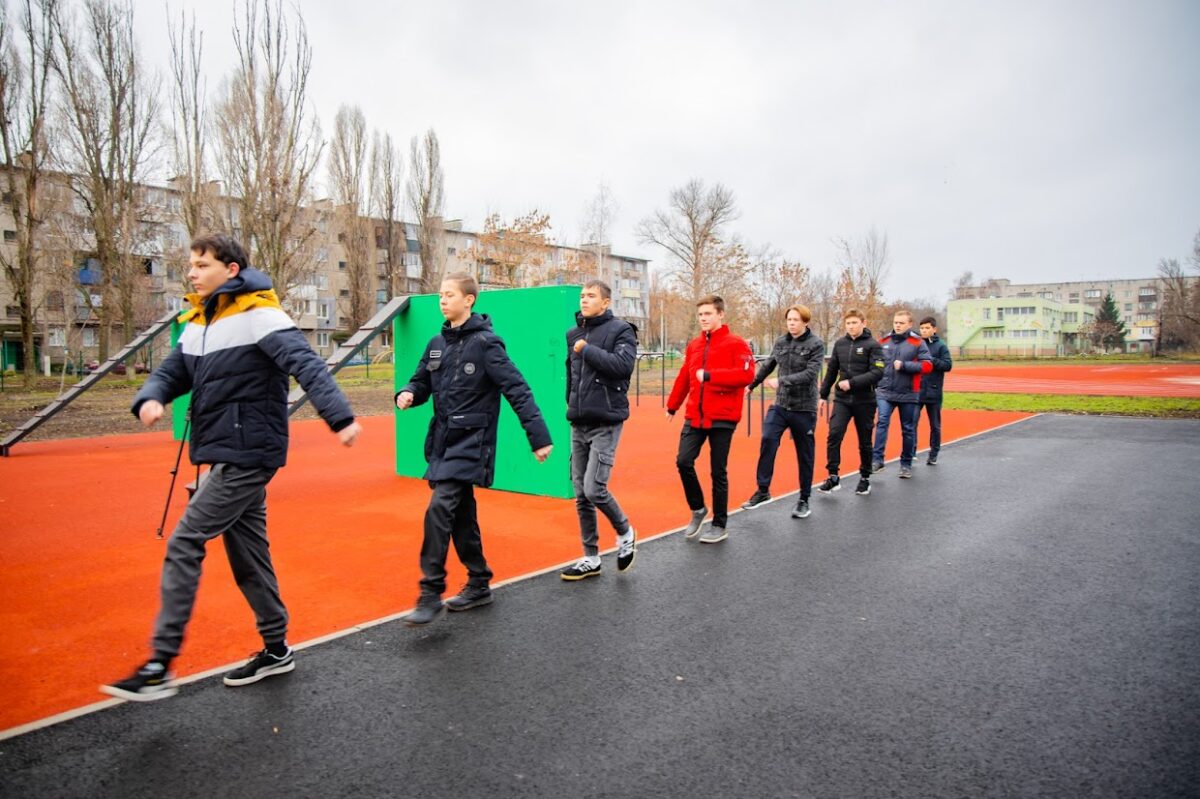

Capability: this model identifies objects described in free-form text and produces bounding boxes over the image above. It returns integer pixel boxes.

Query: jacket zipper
[697,332,710,424]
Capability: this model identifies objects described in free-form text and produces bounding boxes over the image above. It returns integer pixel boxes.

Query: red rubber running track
[950,363,1200,397]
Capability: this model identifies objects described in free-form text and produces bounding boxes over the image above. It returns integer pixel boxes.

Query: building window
[447,247,456,256]
[48,326,66,347]
[316,331,330,348]
[339,288,349,297]
[46,291,64,310]
[82,327,98,347]
[3,230,15,242]
[338,261,347,271]
[1138,287,1155,297]
[1085,289,1101,298]
[982,308,991,320]
[317,301,330,320]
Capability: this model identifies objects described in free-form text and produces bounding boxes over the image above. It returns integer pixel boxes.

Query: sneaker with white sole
[683,507,708,539]
[899,465,913,479]
[617,527,637,572]
[223,648,295,687]
[741,490,770,509]
[792,499,811,519]
[816,475,840,494]
[560,557,601,581]
[855,477,871,495]
[101,661,177,702]
[699,525,727,544]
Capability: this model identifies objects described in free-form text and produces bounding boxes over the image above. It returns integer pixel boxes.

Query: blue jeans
[872,399,920,467]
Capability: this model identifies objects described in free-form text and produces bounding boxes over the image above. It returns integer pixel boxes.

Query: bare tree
[745,247,810,350]
[213,0,322,304]
[581,180,617,279]
[464,210,553,287]
[0,0,55,383]
[327,103,373,330]
[166,6,216,244]
[805,266,841,344]
[635,180,747,316]
[53,0,161,360]
[832,226,891,332]
[407,128,444,292]
[1158,247,1200,350]
[369,128,402,298]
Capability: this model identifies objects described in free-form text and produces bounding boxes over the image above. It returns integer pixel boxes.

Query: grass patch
[944,392,1200,418]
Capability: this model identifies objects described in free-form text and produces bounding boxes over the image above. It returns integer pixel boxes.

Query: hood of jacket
[442,312,493,341]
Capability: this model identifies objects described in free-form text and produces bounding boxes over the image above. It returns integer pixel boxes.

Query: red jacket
[668,325,755,427]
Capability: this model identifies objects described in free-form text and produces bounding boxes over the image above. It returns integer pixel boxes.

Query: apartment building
[952,277,1185,353]
[0,174,652,370]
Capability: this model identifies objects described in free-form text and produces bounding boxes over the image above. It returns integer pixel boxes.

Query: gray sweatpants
[151,463,285,661]
[571,422,630,557]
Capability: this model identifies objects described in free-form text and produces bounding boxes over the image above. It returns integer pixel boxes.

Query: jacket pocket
[445,412,488,462]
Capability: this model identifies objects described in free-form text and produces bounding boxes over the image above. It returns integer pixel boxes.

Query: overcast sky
[129,0,1200,301]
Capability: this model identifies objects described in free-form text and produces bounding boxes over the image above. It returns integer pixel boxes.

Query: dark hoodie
[132,267,355,469]
[399,312,552,486]
[565,308,638,425]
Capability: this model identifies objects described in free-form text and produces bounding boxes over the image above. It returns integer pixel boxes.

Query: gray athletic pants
[571,422,630,557]
[151,463,285,661]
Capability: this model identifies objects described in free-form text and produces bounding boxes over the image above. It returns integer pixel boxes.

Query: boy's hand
[765,377,778,389]
[893,359,903,370]
[396,391,414,410]
[838,379,850,391]
[533,444,553,462]
[139,400,164,427]
[573,339,587,353]
[337,421,362,447]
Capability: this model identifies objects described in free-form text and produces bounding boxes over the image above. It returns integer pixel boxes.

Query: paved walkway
[2,415,1198,798]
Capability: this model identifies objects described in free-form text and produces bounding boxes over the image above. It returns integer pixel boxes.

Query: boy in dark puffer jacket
[743,304,825,519]
[917,316,953,465]
[560,280,639,581]
[396,272,552,626]
[817,309,885,496]
[871,309,932,478]
[103,234,362,702]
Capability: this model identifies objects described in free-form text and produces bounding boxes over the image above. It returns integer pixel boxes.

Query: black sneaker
[101,661,177,702]
[816,475,840,494]
[855,477,871,495]
[223,648,295,686]
[741,490,771,509]
[445,584,494,611]
[405,594,447,626]
[560,558,601,581]
[871,460,885,473]
[791,499,811,519]
[927,455,938,466]
[617,527,637,572]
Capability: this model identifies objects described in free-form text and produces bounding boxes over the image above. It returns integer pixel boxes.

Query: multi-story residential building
[946,296,1096,356]
[0,174,653,371]
[952,276,1194,353]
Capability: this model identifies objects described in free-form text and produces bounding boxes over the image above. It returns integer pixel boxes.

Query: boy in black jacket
[817,309,884,497]
[917,316,953,465]
[560,280,639,580]
[396,273,553,625]
[102,234,362,702]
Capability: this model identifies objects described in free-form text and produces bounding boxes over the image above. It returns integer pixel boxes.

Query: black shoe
[446,584,494,611]
[791,499,811,519]
[855,477,871,495]
[741,490,771,509]
[927,455,938,466]
[617,527,637,572]
[405,594,447,626]
[223,647,295,686]
[101,661,177,702]
[871,460,885,473]
[816,475,840,494]
[560,558,601,581]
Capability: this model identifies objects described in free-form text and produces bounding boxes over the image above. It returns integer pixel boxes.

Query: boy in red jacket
[666,295,755,543]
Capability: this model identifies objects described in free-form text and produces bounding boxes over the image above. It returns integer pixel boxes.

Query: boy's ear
[464,293,476,309]
[227,262,241,277]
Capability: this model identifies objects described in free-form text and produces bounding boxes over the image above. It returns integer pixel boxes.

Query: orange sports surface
[0,403,1029,732]
[950,362,1200,397]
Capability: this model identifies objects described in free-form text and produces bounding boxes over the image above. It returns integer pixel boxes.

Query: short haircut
[191,233,249,269]
[442,271,479,299]
[697,294,725,313]
[894,308,913,322]
[786,304,812,324]
[920,316,938,327]
[843,308,865,321]
[583,279,612,300]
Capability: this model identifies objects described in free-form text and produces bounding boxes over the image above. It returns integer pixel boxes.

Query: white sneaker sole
[100,682,178,702]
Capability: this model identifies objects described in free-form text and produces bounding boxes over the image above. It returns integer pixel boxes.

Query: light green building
[946,297,1096,357]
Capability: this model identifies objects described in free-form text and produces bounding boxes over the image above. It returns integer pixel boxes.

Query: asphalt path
[2,415,1198,798]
